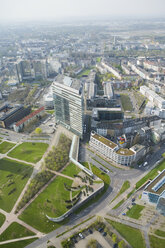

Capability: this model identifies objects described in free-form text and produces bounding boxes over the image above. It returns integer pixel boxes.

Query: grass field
[0,142,16,154]
[149,235,165,248]
[111,181,130,202]
[112,199,125,210]
[62,162,81,177]
[136,160,165,189]
[120,94,133,112]
[77,68,91,78]
[126,204,145,219]
[19,176,73,233]
[154,229,165,238]
[0,213,5,228]
[0,238,38,248]
[106,219,146,248]
[8,142,49,163]
[0,158,33,212]
[0,222,35,241]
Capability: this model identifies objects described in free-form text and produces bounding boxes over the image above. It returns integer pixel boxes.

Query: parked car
[102,232,107,236]
[88,229,93,234]
[122,213,126,216]
[98,227,104,232]
[143,162,148,167]
[79,233,84,239]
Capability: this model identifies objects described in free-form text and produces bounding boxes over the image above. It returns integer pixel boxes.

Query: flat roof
[92,133,117,149]
[145,170,165,195]
[54,75,81,91]
[116,148,135,156]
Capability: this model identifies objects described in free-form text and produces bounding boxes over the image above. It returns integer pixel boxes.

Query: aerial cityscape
[0,1,165,248]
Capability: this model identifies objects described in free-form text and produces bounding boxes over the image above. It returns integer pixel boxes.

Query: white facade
[140,86,165,109]
[89,132,136,166]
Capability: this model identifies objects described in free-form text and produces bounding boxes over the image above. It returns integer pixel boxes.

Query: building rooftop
[145,169,165,195]
[116,148,135,156]
[15,106,44,127]
[92,133,117,149]
[54,75,81,91]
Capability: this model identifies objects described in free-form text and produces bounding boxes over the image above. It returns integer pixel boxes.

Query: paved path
[0,208,44,237]
[0,235,38,245]
[46,168,74,181]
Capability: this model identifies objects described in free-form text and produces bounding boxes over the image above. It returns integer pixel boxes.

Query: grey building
[53,75,83,138]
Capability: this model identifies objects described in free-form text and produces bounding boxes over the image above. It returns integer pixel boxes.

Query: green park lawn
[154,229,165,238]
[120,94,133,111]
[19,176,73,233]
[62,162,81,177]
[0,142,16,154]
[8,142,49,163]
[0,158,33,212]
[0,222,35,242]
[0,238,38,248]
[126,204,145,219]
[106,219,146,248]
[0,213,5,228]
[149,235,165,248]
[136,159,165,189]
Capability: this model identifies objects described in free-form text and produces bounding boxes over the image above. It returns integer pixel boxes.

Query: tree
[118,240,125,248]
[35,127,42,134]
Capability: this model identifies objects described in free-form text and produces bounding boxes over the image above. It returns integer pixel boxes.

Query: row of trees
[15,170,54,213]
[45,134,71,171]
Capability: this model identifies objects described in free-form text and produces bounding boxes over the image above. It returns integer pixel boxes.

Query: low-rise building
[13,106,44,132]
[140,86,165,109]
[89,132,136,166]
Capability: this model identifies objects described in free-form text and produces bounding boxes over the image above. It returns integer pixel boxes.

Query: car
[127,207,130,210]
[143,162,148,167]
[139,164,142,168]
[98,227,104,232]
[78,233,84,239]
[72,238,77,243]
[102,232,107,236]
[88,229,93,234]
[132,202,136,205]
[122,213,126,216]
[113,243,118,248]
[132,198,135,202]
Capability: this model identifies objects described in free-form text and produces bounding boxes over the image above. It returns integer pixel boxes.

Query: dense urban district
[0,19,165,248]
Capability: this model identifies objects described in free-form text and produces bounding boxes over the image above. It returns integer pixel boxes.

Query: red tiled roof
[16,106,45,127]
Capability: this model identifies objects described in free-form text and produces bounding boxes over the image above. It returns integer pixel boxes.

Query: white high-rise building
[53,75,84,138]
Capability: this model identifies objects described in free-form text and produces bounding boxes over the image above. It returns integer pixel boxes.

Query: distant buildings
[140,86,165,109]
[101,62,122,80]
[53,75,83,138]
[16,60,47,82]
[142,169,165,216]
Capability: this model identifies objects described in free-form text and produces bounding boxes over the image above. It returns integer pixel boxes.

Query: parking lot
[75,231,112,248]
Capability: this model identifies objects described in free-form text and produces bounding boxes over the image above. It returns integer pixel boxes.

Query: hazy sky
[0,0,165,22]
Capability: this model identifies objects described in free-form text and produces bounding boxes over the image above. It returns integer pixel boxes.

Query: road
[25,140,165,248]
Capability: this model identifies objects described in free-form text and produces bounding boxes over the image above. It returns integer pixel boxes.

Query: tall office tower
[53,75,84,138]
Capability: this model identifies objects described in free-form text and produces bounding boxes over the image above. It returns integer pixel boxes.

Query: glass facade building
[53,76,83,138]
